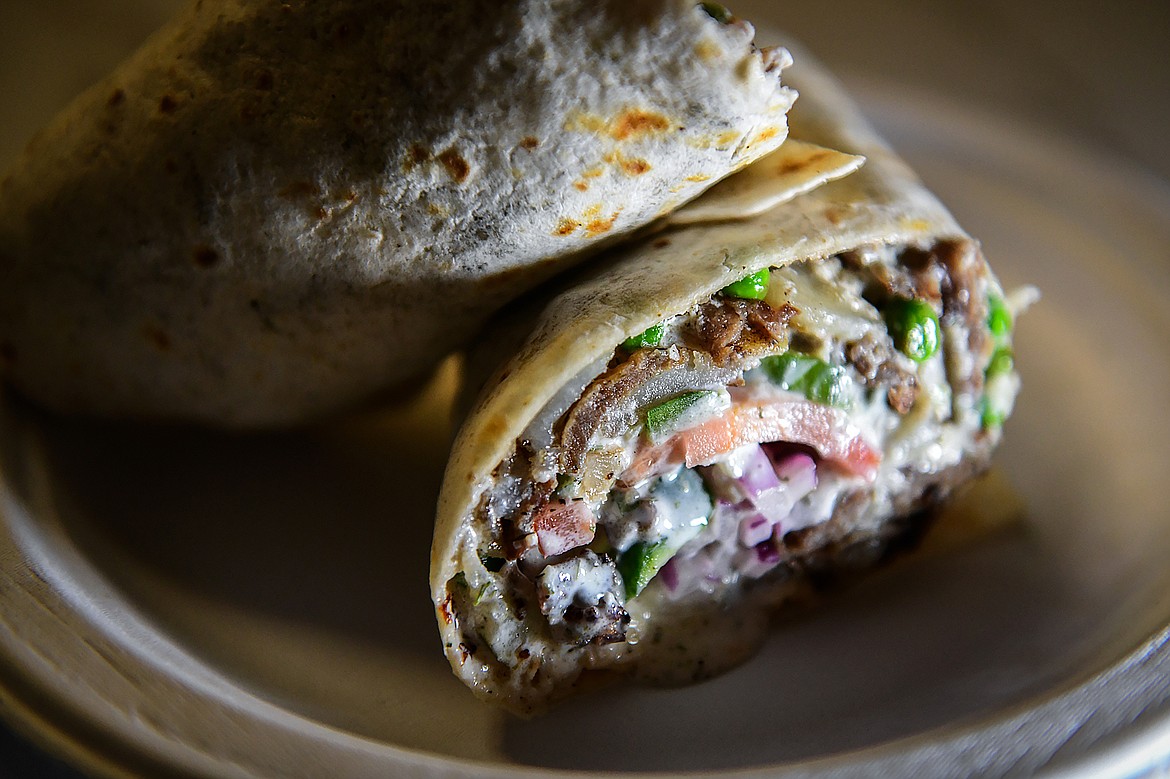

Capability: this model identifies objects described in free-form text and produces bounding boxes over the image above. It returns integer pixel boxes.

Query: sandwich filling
[441,237,1022,708]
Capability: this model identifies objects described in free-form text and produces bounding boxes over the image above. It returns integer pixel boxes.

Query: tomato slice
[622,396,880,486]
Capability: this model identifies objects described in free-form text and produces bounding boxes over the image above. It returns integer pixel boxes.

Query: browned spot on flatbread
[163,157,179,175]
[620,157,651,176]
[653,237,671,249]
[755,127,780,143]
[554,218,579,236]
[158,94,178,114]
[775,149,830,176]
[694,39,721,61]
[519,136,539,150]
[403,143,430,172]
[716,130,740,147]
[480,414,509,441]
[438,148,470,183]
[611,109,671,141]
[107,88,125,108]
[193,245,220,268]
[142,325,171,352]
[824,206,848,225]
[255,69,275,90]
[585,210,620,236]
[573,181,589,191]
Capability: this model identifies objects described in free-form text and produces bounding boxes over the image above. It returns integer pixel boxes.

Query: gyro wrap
[431,48,1028,713]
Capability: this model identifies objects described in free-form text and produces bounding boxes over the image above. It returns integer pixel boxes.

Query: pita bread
[0,0,799,425]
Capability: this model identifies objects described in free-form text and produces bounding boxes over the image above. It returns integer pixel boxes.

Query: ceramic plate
[3,74,1170,778]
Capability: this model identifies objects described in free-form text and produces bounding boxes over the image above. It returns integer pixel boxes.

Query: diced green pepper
[721,268,770,300]
[980,344,1016,429]
[616,525,707,600]
[616,470,711,599]
[884,298,940,362]
[980,396,1006,429]
[451,571,492,607]
[699,2,733,23]
[986,346,1014,378]
[554,472,575,496]
[622,322,665,351]
[617,541,671,600]
[980,364,1017,429]
[759,352,851,408]
[645,390,717,439]
[988,294,1012,338]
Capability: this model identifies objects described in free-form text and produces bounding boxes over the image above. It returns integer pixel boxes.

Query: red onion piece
[738,510,773,547]
[659,557,679,592]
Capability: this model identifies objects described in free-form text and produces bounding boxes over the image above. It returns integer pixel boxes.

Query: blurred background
[2,1,1168,180]
[0,1,1167,775]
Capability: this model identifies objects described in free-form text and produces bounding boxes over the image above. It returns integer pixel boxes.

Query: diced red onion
[736,444,781,496]
[771,451,818,492]
[732,541,782,579]
[659,549,719,600]
[728,445,819,526]
[738,510,773,547]
[691,549,718,579]
[658,557,679,592]
[751,487,796,524]
[730,445,789,524]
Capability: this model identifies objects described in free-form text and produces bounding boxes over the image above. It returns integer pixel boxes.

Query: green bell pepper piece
[622,322,665,351]
[721,268,770,300]
[885,298,941,362]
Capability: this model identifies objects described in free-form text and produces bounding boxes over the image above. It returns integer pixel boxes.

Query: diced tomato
[621,397,880,486]
[532,499,596,557]
[622,440,680,486]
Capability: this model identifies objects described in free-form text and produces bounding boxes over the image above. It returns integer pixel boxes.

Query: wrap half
[432,51,1029,713]
[0,0,798,426]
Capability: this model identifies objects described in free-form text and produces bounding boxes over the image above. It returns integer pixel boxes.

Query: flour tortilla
[0,0,800,426]
[431,47,978,710]
[435,47,962,558]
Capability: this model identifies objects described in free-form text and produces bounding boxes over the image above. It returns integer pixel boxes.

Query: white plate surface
[3,84,1170,778]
